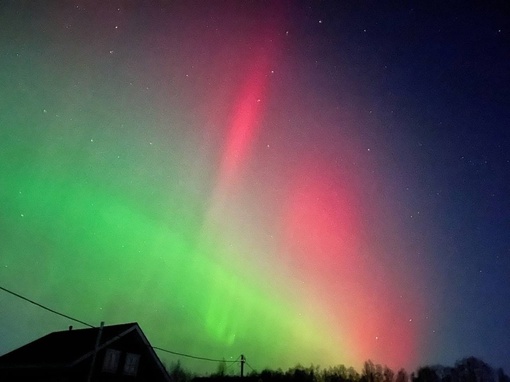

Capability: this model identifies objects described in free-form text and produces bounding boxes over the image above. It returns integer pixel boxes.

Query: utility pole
[87,321,104,382]
[240,354,245,378]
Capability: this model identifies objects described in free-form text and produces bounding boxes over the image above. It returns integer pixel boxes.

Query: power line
[226,355,242,374]
[0,285,94,328]
[153,347,238,363]
[0,284,241,365]
[246,360,256,373]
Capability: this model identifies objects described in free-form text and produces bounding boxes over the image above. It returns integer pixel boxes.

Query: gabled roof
[0,322,170,381]
[0,323,135,368]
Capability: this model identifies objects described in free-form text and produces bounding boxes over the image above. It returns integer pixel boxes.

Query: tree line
[168,356,510,382]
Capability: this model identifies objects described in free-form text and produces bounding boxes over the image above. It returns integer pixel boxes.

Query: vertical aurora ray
[217,53,270,193]
[274,152,426,369]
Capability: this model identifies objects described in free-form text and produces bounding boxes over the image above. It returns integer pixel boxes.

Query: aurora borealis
[1,1,509,376]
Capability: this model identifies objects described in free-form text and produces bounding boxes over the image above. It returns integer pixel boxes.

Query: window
[123,352,140,376]
[102,349,121,373]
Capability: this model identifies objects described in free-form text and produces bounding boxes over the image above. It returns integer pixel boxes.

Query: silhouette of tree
[454,357,495,382]
[415,366,439,382]
[383,366,395,382]
[323,365,347,382]
[395,368,409,382]
[497,368,510,382]
[286,364,317,382]
[362,360,385,382]
[187,358,506,382]
[214,358,227,377]
[259,368,286,382]
[322,364,358,382]
[433,365,452,382]
[169,360,192,382]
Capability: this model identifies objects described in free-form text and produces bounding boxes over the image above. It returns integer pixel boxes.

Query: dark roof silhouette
[0,323,136,367]
[0,322,170,381]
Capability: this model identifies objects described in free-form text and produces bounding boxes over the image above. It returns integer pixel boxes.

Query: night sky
[1,0,509,376]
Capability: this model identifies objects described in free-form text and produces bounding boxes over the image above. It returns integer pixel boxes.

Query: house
[0,322,171,381]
